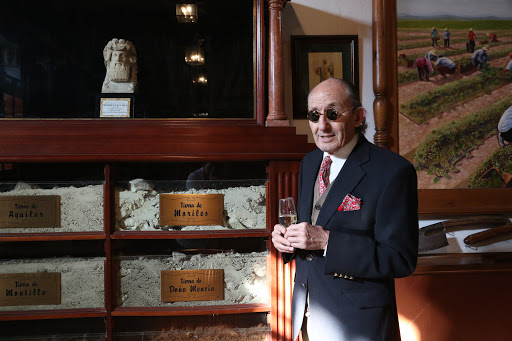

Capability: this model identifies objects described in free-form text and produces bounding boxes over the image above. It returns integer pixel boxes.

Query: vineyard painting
[397,0,512,189]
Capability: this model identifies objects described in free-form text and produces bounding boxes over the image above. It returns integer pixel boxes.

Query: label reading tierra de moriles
[0,195,60,228]
[159,194,223,226]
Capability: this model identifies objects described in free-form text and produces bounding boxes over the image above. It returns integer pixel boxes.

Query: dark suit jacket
[285,135,418,341]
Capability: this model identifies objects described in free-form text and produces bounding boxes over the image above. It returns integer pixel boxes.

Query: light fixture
[185,39,205,66]
[176,4,198,23]
[192,74,207,85]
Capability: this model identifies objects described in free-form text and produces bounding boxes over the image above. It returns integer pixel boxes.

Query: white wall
[282,0,375,143]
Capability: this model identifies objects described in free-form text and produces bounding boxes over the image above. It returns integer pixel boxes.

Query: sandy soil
[0,184,104,233]
[116,252,267,307]
[0,258,105,311]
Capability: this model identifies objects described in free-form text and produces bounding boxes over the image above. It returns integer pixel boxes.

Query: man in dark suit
[272,78,418,340]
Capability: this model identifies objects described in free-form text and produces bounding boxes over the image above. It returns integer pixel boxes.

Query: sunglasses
[307,107,354,123]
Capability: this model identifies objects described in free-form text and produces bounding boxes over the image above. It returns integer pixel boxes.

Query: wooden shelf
[0,309,107,321]
[0,120,314,162]
[111,303,271,317]
[111,230,270,240]
[0,232,106,242]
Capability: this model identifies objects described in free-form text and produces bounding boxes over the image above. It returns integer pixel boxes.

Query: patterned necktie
[318,156,332,196]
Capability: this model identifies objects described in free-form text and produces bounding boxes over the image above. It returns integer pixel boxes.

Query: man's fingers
[272,225,294,253]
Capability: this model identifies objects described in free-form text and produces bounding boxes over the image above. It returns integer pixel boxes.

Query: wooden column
[266,0,289,127]
[267,161,300,341]
[372,0,397,150]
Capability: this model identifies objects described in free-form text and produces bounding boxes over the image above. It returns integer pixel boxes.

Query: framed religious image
[97,95,134,118]
[291,35,359,119]
[372,0,512,217]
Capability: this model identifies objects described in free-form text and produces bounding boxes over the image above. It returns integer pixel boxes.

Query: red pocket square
[337,194,361,211]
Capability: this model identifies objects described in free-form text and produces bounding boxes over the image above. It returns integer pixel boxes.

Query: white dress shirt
[322,133,359,184]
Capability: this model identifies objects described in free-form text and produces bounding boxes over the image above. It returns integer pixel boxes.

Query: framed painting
[373,0,512,217]
[291,35,359,119]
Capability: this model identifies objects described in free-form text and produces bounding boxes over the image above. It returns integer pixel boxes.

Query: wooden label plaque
[159,194,224,226]
[160,269,224,302]
[0,195,61,228]
[0,272,61,306]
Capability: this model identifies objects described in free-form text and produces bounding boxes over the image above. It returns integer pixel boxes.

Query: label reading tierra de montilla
[0,272,61,306]
[0,195,60,228]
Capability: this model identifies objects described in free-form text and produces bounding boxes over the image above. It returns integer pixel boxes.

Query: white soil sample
[0,183,104,233]
[0,257,105,311]
[117,251,267,307]
[116,182,266,231]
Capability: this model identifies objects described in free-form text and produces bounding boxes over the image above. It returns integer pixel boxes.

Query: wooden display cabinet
[0,2,309,339]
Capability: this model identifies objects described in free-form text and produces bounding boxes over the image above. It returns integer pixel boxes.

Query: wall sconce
[176,4,198,23]
[185,40,205,66]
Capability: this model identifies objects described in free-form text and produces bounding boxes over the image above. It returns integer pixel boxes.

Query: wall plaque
[0,195,60,228]
[159,194,224,226]
[161,269,224,302]
[0,272,61,306]
[99,97,133,118]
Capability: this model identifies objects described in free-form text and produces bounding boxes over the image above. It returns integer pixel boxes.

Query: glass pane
[0,0,255,119]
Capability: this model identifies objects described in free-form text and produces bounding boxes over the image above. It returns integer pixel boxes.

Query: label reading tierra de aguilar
[160,269,224,302]
[0,272,61,306]
[0,195,60,228]
[159,194,224,226]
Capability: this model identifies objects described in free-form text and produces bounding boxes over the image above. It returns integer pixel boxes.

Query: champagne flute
[279,197,297,228]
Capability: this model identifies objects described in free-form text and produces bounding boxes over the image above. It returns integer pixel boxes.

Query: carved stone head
[102,38,137,93]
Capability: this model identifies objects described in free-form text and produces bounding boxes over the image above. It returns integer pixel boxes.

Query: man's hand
[285,222,329,250]
[272,224,295,253]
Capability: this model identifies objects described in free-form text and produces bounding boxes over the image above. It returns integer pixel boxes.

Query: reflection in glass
[176,3,198,23]
[184,40,205,66]
[0,0,255,119]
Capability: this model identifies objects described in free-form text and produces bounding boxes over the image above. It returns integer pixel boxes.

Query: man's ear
[354,107,366,127]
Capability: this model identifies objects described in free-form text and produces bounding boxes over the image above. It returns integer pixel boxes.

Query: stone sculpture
[102,38,137,93]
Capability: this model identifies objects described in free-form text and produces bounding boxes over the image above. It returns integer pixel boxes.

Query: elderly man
[102,38,138,93]
[272,78,418,340]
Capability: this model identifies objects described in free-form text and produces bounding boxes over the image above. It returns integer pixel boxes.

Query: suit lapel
[300,149,323,224]
[316,137,370,229]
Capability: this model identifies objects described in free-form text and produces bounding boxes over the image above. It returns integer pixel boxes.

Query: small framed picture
[97,95,134,118]
[291,35,359,119]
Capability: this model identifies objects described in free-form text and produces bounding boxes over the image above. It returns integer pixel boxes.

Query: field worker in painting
[430,26,439,47]
[271,78,419,341]
[414,56,433,81]
[468,28,477,53]
[443,27,451,48]
[102,38,138,93]
[499,52,512,75]
[435,54,457,77]
[498,106,512,147]
[472,46,490,70]
[425,48,439,62]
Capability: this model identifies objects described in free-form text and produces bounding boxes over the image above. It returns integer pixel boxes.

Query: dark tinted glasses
[307,107,354,123]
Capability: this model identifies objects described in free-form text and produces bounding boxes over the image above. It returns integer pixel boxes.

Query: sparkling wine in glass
[279,197,297,228]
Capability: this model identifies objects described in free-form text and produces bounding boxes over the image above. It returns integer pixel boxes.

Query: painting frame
[291,35,359,119]
[373,0,512,217]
